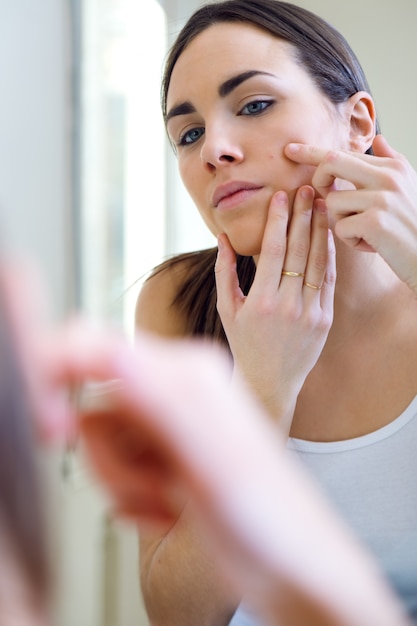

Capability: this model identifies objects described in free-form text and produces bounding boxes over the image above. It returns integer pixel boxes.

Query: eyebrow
[218,70,274,97]
[166,101,196,123]
[166,70,275,123]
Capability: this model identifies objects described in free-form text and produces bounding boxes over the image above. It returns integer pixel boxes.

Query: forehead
[167,22,303,106]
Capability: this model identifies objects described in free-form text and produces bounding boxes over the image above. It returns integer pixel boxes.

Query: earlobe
[347,91,376,153]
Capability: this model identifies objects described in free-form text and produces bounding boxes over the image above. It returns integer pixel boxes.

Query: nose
[200,123,244,171]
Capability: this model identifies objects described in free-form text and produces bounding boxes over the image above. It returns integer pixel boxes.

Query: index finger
[285,143,329,167]
[285,143,378,196]
[285,144,340,193]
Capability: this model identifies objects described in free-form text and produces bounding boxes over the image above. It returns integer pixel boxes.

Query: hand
[74,331,408,626]
[215,186,336,429]
[14,302,406,626]
[0,257,408,625]
[285,136,417,293]
[0,260,78,441]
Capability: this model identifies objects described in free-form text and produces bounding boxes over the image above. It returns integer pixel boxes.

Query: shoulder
[135,256,190,338]
[135,249,217,338]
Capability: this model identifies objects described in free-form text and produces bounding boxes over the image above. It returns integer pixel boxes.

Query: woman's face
[166,22,350,256]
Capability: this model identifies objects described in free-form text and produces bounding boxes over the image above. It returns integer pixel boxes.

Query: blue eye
[240,100,273,115]
[180,127,205,146]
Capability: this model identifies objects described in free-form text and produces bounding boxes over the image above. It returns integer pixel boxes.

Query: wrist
[231,367,298,434]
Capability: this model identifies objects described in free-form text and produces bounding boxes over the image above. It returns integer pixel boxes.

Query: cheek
[179,159,194,192]
[290,163,317,187]
[179,158,210,209]
[266,147,317,192]
[177,160,221,235]
[178,165,203,218]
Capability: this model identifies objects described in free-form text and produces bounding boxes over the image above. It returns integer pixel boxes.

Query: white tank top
[230,395,417,625]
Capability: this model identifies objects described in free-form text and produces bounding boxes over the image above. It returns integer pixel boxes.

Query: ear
[346,91,376,153]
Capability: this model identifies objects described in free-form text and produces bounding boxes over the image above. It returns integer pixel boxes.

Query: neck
[328,243,411,347]
[336,240,401,299]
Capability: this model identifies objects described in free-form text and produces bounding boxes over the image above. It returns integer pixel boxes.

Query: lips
[212,181,263,208]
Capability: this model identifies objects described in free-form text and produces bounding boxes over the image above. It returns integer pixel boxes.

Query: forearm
[258,579,410,626]
[259,553,411,626]
[140,507,239,626]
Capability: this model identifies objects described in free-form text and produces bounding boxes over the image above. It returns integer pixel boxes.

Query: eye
[239,99,273,116]
[179,127,205,146]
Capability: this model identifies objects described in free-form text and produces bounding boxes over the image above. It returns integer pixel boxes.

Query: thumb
[372,134,400,159]
[215,234,243,321]
[320,229,337,315]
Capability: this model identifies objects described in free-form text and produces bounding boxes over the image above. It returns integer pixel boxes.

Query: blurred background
[0,1,415,624]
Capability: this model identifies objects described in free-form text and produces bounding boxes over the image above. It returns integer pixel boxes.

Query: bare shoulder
[135,255,195,338]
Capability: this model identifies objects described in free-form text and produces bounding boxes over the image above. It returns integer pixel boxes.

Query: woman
[134,0,417,624]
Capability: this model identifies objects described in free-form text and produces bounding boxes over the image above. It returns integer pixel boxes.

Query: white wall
[0,1,74,318]
[0,5,150,626]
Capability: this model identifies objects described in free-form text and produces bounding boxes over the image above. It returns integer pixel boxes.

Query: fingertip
[273,190,288,205]
[215,233,236,272]
[299,185,315,201]
[217,232,233,249]
[285,143,301,155]
[328,228,336,254]
[324,230,337,292]
[313,197,327,214]
[372,134,398,158]
[217,233,225,251]
[216,234,228,265]
[217,233,233,261]
[217,232,236,258]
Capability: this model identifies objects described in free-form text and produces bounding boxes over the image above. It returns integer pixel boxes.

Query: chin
[224,217,266,258]
[227,235,263,258]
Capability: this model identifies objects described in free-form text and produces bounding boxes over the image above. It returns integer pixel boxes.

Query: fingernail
[314,198,327,213]
[274,191,287,204]
[217,234,224,250]
[286,143,300,154]
[300,186,313,200]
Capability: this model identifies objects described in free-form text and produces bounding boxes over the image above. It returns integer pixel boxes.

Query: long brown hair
[162,0,380,138]
[150,248,255,347]
[154,0,379,345]
[0,286,49,608]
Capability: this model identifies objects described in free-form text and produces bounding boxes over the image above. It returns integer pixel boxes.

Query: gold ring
[304,281,321,290]
[281,271,304,278]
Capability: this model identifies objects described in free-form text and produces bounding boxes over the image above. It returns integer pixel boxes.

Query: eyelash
[239,99,274,116]
[177,99,275,147]
[178,127,205,147]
